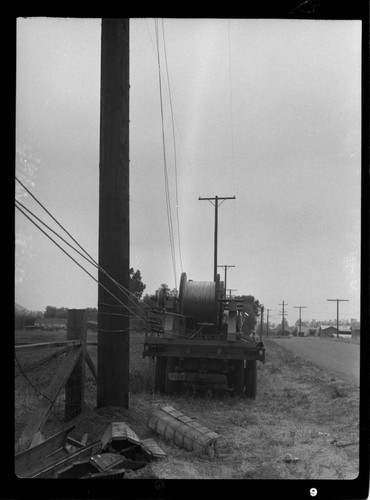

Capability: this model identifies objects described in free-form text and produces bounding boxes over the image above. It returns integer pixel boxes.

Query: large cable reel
[178,272,221,325]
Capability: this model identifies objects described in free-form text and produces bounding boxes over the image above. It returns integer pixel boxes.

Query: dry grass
[14,331,359,480]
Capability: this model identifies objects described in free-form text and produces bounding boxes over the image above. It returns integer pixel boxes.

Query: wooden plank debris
[15,425,75,478]
[90,452,125,471]
[140,438,166,459]
[55,459,98,478]
[20,418,167,479]
[81,468,126,479]
[30,441,102,478]
[101,421,141,452]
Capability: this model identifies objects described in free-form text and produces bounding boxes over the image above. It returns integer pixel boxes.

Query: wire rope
[162,19,183,275]
[154,18,177,290]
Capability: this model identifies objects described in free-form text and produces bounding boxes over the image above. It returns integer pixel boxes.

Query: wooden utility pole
[217,264,235,294]
[327,299,349,338]
[294,306,307,337]
[97,18,130,409]
[279,301,288,336]
[199,195,235,281]
[266,308,271,337]
[227,288,237,298]
[260,305,264,340]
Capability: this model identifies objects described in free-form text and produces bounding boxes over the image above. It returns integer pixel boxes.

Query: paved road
[270,337,360,387]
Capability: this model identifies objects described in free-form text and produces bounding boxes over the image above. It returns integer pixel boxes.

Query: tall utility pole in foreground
[294,306,307,336]
[97,19,130,409]
[199,195,235,281]
[327,298,349,338]
[217,264,235,294]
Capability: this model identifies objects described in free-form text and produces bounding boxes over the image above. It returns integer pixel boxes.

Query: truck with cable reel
[143,272,265,398]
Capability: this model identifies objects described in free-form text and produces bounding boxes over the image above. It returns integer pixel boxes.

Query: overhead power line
[15,201,144,323]
[154,18,177,289]
[161,19,183,275]
[15,178,148,320]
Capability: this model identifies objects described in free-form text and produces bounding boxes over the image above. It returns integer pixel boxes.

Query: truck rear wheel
[244,360,257,399]
[165,357,180,394]
[233,360,245,395]
[154,356,166,393]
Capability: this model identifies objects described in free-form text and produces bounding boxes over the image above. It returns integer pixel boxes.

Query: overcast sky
[15,17,361,324]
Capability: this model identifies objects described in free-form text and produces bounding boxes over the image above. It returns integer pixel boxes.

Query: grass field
[14,329,359,479]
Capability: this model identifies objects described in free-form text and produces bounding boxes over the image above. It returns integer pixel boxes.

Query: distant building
[296,326,318,337]
[338,328,352,338]
[319,325,352,338]
[319,325,337,337]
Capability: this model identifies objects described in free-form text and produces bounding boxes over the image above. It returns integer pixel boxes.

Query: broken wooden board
[81,468,126,479]
[140,438,166,459]
[30,441,102,478]
[101,421,141,453]
[55,459,98,478]
[15,425,75,478]
[147,405,220,457]
[90,453,125,472]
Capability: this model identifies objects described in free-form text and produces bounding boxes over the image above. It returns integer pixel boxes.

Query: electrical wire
[162,19,183,275]
[154,18,177,289]
[228,20,235,180]
[143,19,195,177]
[15,202,146,324]
[15,178,147,314]
[15,200,143,318]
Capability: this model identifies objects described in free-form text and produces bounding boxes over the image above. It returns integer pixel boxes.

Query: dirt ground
[65,336,360,480]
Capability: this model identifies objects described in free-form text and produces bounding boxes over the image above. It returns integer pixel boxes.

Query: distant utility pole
[217,265,235,294]
[266,309,271,337]
[260,305,264,340]
[279,301,288,336]
[293,306,307,336]
[199,195,235,282]
[327,299,349,338]
[227,288,237,298]
[97,18,130,409]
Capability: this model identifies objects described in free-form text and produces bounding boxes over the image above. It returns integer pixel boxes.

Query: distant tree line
[15,268,146,330]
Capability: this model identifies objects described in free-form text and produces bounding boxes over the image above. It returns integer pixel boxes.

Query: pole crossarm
[198,195,236,204]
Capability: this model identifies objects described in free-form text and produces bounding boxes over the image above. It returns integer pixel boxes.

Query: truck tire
[233,360,245,395]
[154,356,166,393]
[165,357,180,394]
[244,360,257,399]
